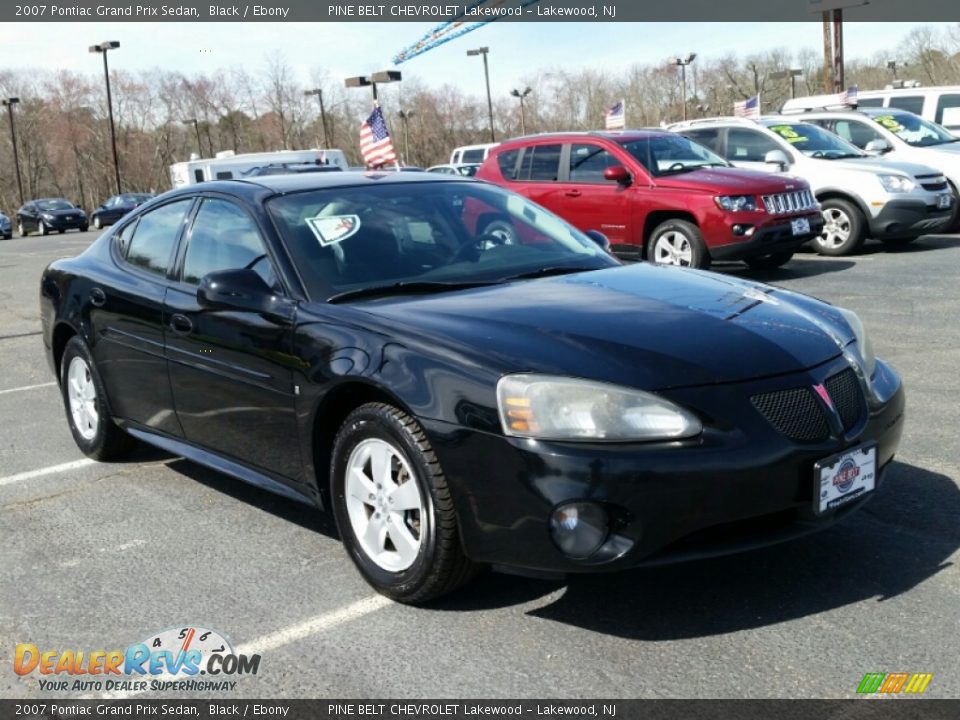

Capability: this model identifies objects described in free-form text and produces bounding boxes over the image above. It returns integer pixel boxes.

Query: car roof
[171,171,473,198]
[498,129,668,146]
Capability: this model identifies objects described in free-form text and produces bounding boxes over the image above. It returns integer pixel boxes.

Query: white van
[169,149,349,188]
[449,143,499,165]
[782,86,960,135]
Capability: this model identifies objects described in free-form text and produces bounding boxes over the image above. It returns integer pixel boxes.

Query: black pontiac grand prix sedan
[40,173,905,602]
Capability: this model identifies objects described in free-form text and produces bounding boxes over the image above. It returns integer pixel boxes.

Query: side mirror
[865,139,891,154]
[584,230,611,253]
[764,149,790,171]
[197,268,278,314]
[603,165,632,185]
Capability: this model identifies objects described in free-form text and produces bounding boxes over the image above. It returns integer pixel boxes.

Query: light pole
[182,118,202,156]
[510,87,532,135]
[345,70,402,103]
[467,47,495,143]
[303,88,329,149]
[397,110,415,165]
[669,53,697,121]
[2,98,24,205]
[770,68,803,99]
[89,41,121,195]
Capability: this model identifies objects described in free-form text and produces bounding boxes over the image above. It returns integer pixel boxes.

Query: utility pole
[467,47,496,143]
[2,98,24,205]
[303,88,329,148]
[89,41,122,195]
[822,14,833,93]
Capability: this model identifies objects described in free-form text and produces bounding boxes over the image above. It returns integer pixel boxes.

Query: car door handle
[90,287,106,307]
[169,314,193,335]
[564,190,582,198]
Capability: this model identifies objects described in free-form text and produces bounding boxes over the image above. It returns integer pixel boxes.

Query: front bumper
[424,356,904,574]
[868,197,953,239]
[43,216,87,230]
[709,211,824,261]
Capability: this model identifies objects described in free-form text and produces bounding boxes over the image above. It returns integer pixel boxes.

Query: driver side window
[181,198,278,290]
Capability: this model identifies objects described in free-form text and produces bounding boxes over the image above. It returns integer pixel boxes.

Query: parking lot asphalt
[1,230,958,699]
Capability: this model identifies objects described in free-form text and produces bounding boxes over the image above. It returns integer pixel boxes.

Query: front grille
[825,368,863,430]
[916,174,948,192]
[751,387,829,442]
[761,189,818,215]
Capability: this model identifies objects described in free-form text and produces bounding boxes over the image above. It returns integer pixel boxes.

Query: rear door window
[832,119,885,149]
[856,97,885,108]
[517,144,562,182]
[683,128,722,154]
[123,199,193,276]
[496,149,521,180]
[935,94,960,128]
[887,96,925,115]
[726,129,781,161]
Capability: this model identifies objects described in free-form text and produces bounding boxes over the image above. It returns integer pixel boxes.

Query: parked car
[40,172,904,602]
[782,86,960,136]
[91,193,155,229]
[17,198,88,236]
[0,211,12,240]
[671,117,953,255]
[476,130,823,270]
[427,163,481,177]
[782,108,960,229]
[450,142,498,165]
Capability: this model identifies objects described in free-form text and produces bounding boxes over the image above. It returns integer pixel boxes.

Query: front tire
[18,221,27,237]
[331,402,476,603]
[60,336,135,460]
[39,220,49,236]
[815,199,866,256]
[648,219,711,269]
[479,218,517,244]
[744,251,793,269]
[93,216,102,230]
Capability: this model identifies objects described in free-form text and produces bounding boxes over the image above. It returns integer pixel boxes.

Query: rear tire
[647,219,711,270]
[60,336,135,461]
[479,218,517,244]
[18,222,27,237]
[815,198,866,256]
[946,181,960,233]
[744,252,793,269]
[331,402,477,603]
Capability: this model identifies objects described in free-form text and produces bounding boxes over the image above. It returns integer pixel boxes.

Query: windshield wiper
[500,265,603,281]
[327,280,496,304]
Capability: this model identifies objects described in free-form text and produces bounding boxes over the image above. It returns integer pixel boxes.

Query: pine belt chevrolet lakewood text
[40,172,905,603]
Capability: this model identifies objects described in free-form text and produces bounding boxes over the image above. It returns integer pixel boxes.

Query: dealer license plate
[938,193,952,209]
[791,217,811,235]
[814,444,876,514]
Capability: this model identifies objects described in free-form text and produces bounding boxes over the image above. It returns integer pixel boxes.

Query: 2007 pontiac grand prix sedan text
[40,172,904,602]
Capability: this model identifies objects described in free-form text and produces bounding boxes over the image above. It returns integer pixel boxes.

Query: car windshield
[765,122,865,158]
[37,199,74,211]
[267,181,619,302]
[870,112,958,147]
[618,135,729,176]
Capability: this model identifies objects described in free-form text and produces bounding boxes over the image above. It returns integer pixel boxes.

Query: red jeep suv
[476,131,824,269]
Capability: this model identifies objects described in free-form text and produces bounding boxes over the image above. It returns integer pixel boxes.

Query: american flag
[605,100,625,130]
[734,95,760,118]
[843,85,858,106]
[359,105,397,167]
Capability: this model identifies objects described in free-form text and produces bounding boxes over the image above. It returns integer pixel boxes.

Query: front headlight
[41,213,55,220]
[878,174,916,193]
[836,307,876,381]
[497,374,702,442]
[714,195,758,212]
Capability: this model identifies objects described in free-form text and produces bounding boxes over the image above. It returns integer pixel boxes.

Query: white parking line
[0,381,56,396]
[92,595,392,699]
[0,458,96,487]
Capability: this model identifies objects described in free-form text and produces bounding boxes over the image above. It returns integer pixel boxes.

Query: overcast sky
[0,21,933,99]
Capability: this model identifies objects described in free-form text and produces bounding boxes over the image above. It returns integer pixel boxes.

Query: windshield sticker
[769,125,808,143]
[306,214,360,246]
[874,115,904,133]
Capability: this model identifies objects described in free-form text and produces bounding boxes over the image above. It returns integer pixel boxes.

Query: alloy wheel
[653,231,693,266]
[67,356,99,441]
[344,438,425,572]
[820,208,851,249]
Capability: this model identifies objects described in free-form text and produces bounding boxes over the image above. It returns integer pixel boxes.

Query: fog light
[549,502,609,559]
[732,224,745,235]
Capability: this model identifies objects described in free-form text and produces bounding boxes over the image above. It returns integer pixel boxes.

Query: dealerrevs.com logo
[14,626,260,693]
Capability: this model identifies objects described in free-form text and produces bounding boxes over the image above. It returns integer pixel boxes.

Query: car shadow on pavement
[721,257,855,281]
[164,457,340,539]
[434,461,959,638]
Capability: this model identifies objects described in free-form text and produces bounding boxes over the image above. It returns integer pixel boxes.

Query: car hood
[832,156,946,178]
[41,208,84,217]
[653,166,808,194]
[353,265,850,390]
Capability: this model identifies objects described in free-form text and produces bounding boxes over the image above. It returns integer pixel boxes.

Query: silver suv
[670,117,953,255]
